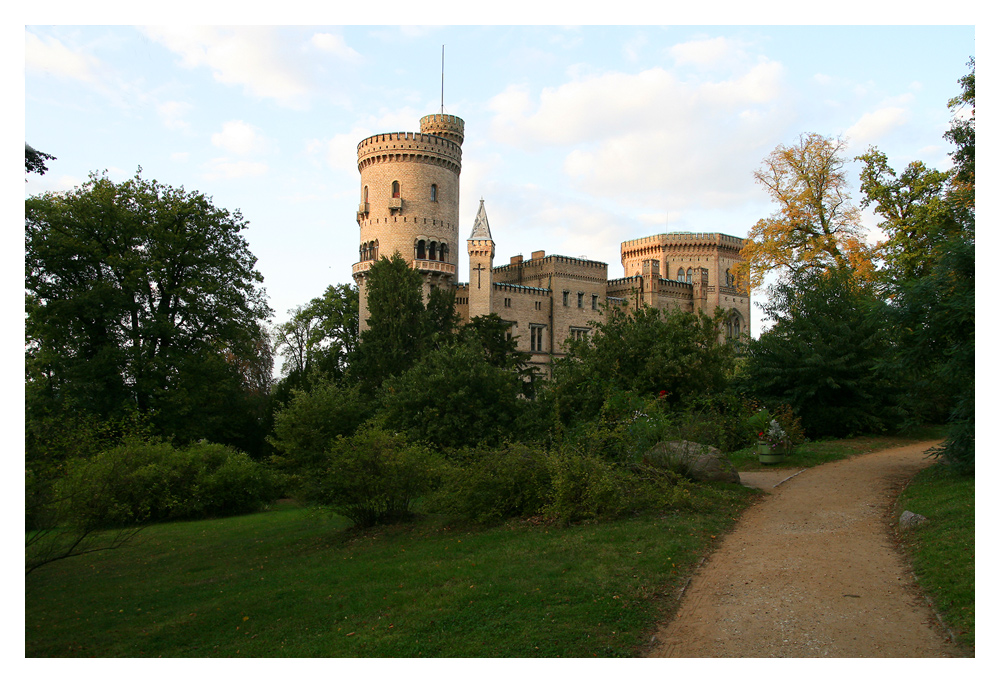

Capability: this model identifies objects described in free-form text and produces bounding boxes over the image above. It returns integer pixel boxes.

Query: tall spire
[468,198,493,241]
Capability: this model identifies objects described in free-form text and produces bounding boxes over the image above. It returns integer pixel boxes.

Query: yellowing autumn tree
[736,133,873,291]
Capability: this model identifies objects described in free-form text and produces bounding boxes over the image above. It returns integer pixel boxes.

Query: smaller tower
[467,199,495,319]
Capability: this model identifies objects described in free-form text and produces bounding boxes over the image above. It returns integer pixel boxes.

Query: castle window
[416,239,426,260]
[534,301,542,311]
[686,268,693,284]
[530,324,545,352]
[392,181,400,198]
[577,292,583,308]
[429,241,438,260]
[430,184,437,202]
[439,242,448,261]
[504,298,512,308]
[372,239,378,260]
[592,294,598,310]
[677,268,684,280]
[570,327,590,342]
[563,291,569,306]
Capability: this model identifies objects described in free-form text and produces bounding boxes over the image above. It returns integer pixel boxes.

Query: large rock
[644,440,741,485]
[899,510,929,530]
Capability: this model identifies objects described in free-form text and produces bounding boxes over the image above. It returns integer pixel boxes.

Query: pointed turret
[468,198,493,241]
[467,199,495,319]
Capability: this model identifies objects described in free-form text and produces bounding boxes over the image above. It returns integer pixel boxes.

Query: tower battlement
[420,114,465,145]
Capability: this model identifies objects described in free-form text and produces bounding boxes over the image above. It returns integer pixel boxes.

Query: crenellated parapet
[357,131,463,175]
[420,114,465,146]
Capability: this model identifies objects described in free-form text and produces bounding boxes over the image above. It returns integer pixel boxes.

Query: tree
[856,149,959,286]
[350,253,458,393]
[736,268,903,439]
[25,170,272,446]
[274,283,359,382]
[379,334,528,450]
[551,305,736,425]
[736,133,872,291]
[25,143,55,177]
[856,59,974,473]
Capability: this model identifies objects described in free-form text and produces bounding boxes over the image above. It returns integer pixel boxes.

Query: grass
[726,425,948,471]
[26,483,758,657]
[895,462,975,653]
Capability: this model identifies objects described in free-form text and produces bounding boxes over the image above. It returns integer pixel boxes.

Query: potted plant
[758,419,790,464]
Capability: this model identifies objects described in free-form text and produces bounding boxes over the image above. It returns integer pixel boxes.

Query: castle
[353,112,750,377]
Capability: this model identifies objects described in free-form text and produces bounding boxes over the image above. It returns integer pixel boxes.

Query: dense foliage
[25,170,273,452]
[27,439,280,574]
[736,269,903,438]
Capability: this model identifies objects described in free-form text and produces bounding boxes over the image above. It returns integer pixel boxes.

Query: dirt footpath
[647,442,962,657]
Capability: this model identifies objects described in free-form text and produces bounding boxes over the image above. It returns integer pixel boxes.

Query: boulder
[899,510,929,530]
[644,440,741,485]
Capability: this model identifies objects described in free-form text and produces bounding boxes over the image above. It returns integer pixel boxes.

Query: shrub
[186,442,283,517]
[428,443,553,524]
[269,379,370,488]
[55,439,279,527]
[313,428,445,527]
[544,449,690,523]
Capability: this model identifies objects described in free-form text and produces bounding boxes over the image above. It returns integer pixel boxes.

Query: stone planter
[758,441,786,464]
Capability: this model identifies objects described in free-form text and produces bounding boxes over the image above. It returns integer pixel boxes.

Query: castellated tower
[353,113,465,331]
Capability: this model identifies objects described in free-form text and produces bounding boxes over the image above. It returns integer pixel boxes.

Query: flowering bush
[759,419,789,450]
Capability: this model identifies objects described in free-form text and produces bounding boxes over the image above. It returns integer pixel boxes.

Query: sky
[22,15,976,339]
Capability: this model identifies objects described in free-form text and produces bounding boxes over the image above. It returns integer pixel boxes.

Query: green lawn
[896,462,975,653]
[26,483,757,657]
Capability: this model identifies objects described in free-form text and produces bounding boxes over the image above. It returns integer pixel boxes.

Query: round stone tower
[353,113,465,330]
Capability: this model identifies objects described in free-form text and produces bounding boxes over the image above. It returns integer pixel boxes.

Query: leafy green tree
[379,334,527,450]
[25,170,272,447]
[551,305,736,426]
[350,253,458,393]
[25,143,55,177]
[268,379,372,496]
[274,284,358,381]
[856,150,959,286]
[855,60,974,473]
[736,268,902,438]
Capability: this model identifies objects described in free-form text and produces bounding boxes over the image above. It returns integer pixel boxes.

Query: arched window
[429,241,438,261]
[439,242,448,261]
[430,184,437,202]
[392,181,400,198]
[686,268,693,283]
[360,245,365,261]
[363,185,369,203]
[677,268,684,280]
[372,239,378,261]
[416,239,426,260]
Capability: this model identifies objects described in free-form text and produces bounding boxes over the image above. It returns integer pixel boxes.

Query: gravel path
[646,441,962,657]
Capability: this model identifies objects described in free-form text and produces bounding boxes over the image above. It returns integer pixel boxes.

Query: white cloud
[844,107,909,149]
[141,26,312,108]
[202,158,268,180]
[158,100,193,131]
[307,126,371,175]
[310,33,362,62]
[669,37,743,68]
[487,62,789,211]
[211,120,269,156]
[170,152,190,162]
[25,31,101,83]
[622,33,648,63]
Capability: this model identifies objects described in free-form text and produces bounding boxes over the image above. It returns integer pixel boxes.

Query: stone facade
[353,113,752,374]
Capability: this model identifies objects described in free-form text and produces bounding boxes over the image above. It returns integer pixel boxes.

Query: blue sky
[23,17,976,336]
